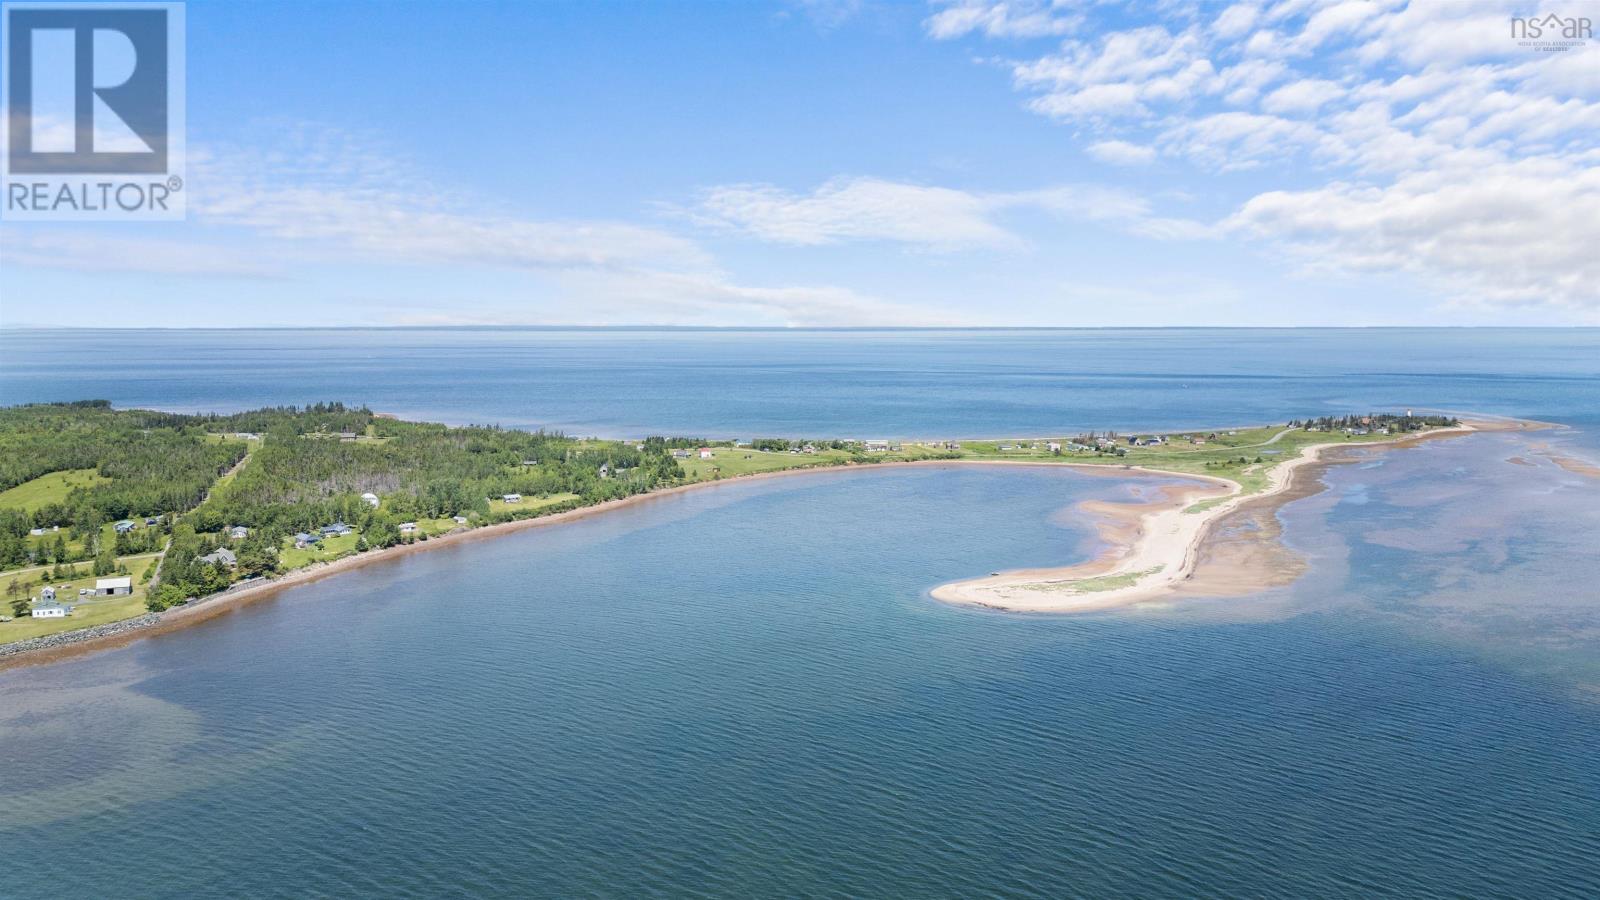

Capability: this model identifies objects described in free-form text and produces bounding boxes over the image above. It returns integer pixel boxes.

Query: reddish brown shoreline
[1,418,1551,670]
[0,458,1205,671]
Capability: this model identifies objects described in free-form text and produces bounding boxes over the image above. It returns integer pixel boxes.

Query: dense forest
[1287,413,1459,431]
[2,402,690,605]
[0,402,247,568]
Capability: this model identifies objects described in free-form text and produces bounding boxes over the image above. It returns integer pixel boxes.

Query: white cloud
[693,176,1208,248]
[1227,155,1600,310]
[1086,139,1157,165]
[696,177,1019,248]
[1260,78,1344,113]
[1212,3,1260,40]
[948,0,1600,314]
[1,232,283,279]
[0,125,941,327]
[925,1,1081,40]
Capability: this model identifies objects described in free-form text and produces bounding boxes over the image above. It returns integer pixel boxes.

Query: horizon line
[3,324,1598,332]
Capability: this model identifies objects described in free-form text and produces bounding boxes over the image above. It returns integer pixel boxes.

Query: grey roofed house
[294,532,320,546]
[230,525,249,539]
[321,522,352,536]
[114,520,136,533]
[199,548,238,567]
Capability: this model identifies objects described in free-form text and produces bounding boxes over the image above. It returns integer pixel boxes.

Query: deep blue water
[3,328,1600,897]
[3,327,1599,437]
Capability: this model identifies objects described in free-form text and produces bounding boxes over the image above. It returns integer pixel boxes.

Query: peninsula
[0,402,1475,663]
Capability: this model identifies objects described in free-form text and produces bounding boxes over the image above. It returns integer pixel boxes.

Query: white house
[671,449,691,459]
[452,515,468,524]
[230,525,249,540]
[503,493,522,503]
[96,576,133,596]
[698,448,714,460]
[1047,441,1062,453]
[361,492,380,508]
[864,440,890,452]
[399,522,418,534]
[31,601,68,619]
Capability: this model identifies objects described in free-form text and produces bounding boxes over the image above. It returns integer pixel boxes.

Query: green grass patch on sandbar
[1023,566,1164,594]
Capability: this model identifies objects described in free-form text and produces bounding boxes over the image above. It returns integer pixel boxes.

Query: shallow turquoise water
[3,463,1599,898]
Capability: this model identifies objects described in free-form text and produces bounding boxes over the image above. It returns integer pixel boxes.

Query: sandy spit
[928,423,1494,614]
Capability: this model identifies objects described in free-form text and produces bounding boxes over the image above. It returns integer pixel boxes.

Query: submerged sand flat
[929,424,1501,613]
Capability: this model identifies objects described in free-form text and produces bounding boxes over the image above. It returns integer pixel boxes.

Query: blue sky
[2,0,1596,327]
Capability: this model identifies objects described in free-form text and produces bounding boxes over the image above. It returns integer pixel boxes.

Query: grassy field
[957,426,1408,497]
[279,532,362,569]
[0,468,110,513]
[492,492,581,513]
[678,445,956,480]
[0,556,159,642]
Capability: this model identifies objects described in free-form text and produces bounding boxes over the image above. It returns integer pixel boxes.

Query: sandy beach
[929,423,1488,613]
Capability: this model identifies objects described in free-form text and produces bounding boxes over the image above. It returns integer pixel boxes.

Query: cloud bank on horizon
[0,0,1595,327]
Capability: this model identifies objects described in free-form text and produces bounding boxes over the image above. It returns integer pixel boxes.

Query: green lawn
[678,445,955,480]
[958,426,1413,498]
[492,492,581,513]
[0,468,110,514]
[0,556,159,643]
[279,532,362,569]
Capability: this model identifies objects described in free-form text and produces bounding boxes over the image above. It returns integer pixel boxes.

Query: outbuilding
[96,576,133,596]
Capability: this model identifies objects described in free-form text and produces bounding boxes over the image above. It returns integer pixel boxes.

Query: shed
[96,576,133,596]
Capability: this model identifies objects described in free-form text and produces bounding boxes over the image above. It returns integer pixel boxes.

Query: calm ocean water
[3,328,1600,897]
[4,327,1600,438]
